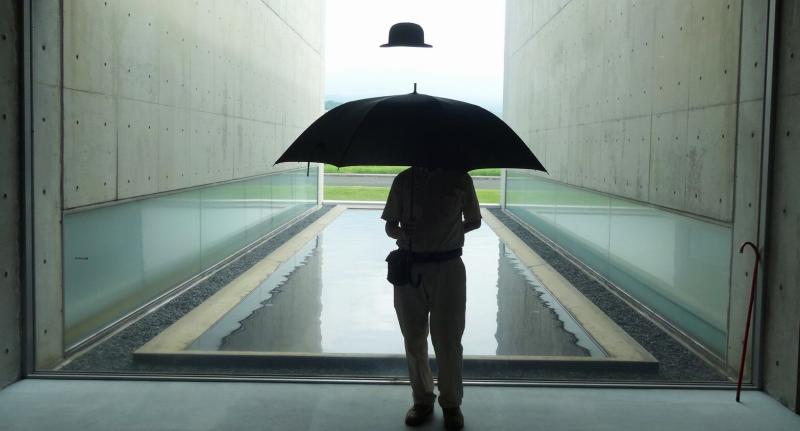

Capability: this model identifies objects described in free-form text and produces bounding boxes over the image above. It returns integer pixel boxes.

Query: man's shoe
[442,407,464,430]
[405,404,434,426]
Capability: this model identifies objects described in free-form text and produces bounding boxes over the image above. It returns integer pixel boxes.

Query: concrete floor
[0,379,798,430]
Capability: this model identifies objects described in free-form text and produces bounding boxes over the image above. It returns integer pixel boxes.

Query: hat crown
[381,22,432,48]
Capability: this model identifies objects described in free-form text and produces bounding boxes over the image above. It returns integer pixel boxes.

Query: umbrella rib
[335,97,385,167]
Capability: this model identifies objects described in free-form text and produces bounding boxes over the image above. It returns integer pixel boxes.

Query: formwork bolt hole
[1,113,6,120]
[43,259,46,264]
[104,62,107,67]
[754,61,758,68]
[128,68,131,73]
[791,52,795,59]
[147,176,151,180]
[782,208,787,214]
[103,182,107,186]
[76,120,79,125]
[787,131,791,137]
[41,189,45,195]
[75,185,79,190]
[745,271,749,277]
[128,12,131,17]
[748,202,752,208]
[697,135,700,140]
[751,132,755,138]
[677,81,681,86]
[4,349,8,354]
[41,45,45,51]
[699,75,702,80]
[701,16,705,21]
[3,271,7,277]
[127,180,130,183]
[779,284,783,290]
[104,122,107,127]
[127,124,131,128]
[1,34,6,41]
[148,22,151,26]
[75,54,79,59]
[719,198,722,203]
[722,134,725,139]
[680,26,683,31]
[43,329,47,334]
[776,361,780,367]
[104,1,107,5]
[2,193,6,199]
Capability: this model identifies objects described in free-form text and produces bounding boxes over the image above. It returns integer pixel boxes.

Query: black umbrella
[275,88,546,173]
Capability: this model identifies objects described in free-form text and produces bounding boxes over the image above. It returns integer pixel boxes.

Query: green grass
[324,164,501,177]
[324,186,500,204]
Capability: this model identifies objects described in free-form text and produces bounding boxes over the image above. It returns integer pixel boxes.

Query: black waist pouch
[386,249,412,285]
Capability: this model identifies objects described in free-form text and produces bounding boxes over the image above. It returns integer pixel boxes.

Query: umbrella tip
[413,83,417,94]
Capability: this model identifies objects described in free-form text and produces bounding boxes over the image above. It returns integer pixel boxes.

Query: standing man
[382,166,482,430]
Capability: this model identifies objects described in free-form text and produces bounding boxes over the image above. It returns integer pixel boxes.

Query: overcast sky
[324,0,507,114]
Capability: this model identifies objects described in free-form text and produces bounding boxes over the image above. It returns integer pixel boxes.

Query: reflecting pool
[190,210,604,357]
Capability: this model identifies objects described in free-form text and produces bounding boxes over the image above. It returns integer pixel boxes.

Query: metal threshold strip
[26,372,744,390]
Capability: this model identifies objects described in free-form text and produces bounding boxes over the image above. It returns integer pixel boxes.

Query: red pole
[736,241,761,402]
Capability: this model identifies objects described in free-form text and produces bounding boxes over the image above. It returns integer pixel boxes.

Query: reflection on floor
[188,210,601,357]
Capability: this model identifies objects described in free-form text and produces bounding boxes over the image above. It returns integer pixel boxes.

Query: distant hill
[325,100,343,110]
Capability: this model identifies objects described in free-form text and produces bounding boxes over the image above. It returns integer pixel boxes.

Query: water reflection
[190,210,602,357]
[219,238,323,352]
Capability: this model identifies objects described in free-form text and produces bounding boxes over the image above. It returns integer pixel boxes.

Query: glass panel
[63,169,317,347]
[64,202,145,345]
[506,171,732,356]
[200,181,247,270]
[141,190,202,300]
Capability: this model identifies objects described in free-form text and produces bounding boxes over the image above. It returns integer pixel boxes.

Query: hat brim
[380,43,432,48]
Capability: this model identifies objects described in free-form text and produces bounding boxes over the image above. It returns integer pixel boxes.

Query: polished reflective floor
[190,209,604,357]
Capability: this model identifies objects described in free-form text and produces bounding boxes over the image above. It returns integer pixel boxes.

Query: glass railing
[63,168,318,347]
[505,170,732,356]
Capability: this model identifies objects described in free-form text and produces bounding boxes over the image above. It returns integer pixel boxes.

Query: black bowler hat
[380,22,432,48]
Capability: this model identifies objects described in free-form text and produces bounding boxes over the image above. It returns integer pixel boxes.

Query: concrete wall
[31,0,65,369]
[61,0,325,210]
[28,0,324,368]
[763,0,800,413]
[0,0,20,388]
[504,0,742,222]
[504,0,773,375]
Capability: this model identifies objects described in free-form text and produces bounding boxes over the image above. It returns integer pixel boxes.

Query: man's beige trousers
[393,258,466,408]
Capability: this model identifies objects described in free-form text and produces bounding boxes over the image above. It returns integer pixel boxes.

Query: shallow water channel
[190,209,604,357]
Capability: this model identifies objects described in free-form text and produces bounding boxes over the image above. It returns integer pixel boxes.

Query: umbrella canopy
[275,91,546,172]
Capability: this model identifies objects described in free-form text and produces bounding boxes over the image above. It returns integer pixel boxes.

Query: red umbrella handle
[736,241,761,402]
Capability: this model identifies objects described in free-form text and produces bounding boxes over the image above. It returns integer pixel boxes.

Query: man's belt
[409,248,463,264]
